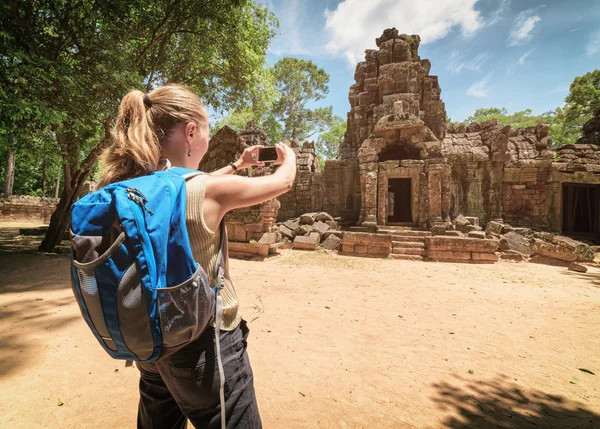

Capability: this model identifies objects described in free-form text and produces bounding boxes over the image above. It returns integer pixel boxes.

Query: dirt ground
[1,226,600,428]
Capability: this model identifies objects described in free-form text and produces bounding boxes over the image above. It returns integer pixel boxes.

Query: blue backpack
[69,167,226,362]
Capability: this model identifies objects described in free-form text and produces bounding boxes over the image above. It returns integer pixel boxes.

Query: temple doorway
[387,178,412,223]
[562,183,600,240]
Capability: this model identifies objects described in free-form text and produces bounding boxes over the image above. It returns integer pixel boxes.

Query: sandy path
[1,246,599,428]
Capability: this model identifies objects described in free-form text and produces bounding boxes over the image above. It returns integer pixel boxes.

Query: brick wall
[340,232,392,257]
[502,182,548,226]
[0,197,58,223]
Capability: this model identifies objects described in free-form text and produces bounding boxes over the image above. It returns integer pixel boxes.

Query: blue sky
[259,0,600,123]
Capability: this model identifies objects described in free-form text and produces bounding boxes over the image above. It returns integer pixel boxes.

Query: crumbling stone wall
[0,196,59,223]
[340,27,446,160]
[442,120,554,226]
[204,124,280,241]
[321,159,360,222]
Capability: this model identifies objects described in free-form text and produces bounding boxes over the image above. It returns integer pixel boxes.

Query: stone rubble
[273,211,343,251]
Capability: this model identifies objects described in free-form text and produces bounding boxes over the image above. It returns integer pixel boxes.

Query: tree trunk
[3,147,15,196]
[41,158,47,196]
[54,164,61,199]
[39,163,92,251]
[39,122,111,252]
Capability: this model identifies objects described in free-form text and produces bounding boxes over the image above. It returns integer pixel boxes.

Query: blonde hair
[97,84,208,188]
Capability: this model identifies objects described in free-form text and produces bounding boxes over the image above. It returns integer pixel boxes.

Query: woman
[98,84,296,429]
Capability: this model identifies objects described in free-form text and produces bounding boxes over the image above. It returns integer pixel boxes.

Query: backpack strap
[168,166,227,429]
[213,218,227,429]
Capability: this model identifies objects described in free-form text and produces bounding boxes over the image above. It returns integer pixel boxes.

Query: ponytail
[97,84,208,188]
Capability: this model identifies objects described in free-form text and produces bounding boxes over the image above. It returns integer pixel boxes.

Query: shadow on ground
[431,375,599,429]
[560,269,600,288]
[0,245,76,378]
[0,294,77,378]
[0,251,70,294]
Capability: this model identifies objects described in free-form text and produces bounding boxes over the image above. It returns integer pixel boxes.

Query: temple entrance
[387,178,412,223]
[562,183,600,240]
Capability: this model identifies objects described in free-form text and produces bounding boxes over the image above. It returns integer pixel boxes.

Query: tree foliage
[462,107,555,129]
[214,56,338,143]
[272,57,332,140]
[458,70,599,147]
[0,0,276,250]
[316,115,346,160]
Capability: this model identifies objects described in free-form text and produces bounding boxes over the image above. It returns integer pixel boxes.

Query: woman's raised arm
[203,143,296,222]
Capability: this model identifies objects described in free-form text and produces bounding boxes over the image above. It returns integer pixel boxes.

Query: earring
[188,149,192,157]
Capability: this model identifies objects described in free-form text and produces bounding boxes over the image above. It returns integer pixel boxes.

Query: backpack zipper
[125,188,154,216]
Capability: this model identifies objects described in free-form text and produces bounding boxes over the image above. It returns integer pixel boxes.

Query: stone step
[384,230,431,237]
[390,235,427,243]
[388,254,424,261]
[392,247,426,256]
[391,241,425,249]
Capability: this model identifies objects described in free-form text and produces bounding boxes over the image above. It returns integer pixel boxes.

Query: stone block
[427,250,470,261]
[499,232,532,256]
[464,216,479,227]
[309,231,321,243]
[425,236,499,253]
[568,262,588,273]
[341,244,354,253]
[312,221,330,236]
[552,236,594,262]
[315,212,334,222]
[257,232,278,245]
[299,213,318,225]
[532,239,577,262]
[322,234,342,251]
[445,230,465,237]
[295,224,313,236]
[283,219,300,231]
[471,252,498,262]
[293,235,319,250]
[326,220,339,230]
[453,214,470,228]
[485,221,504,235]
[467,231,486,239]
[355,245,368,254]
[324,230,343,239]
[279,225,294,239]
[500,250,526,262]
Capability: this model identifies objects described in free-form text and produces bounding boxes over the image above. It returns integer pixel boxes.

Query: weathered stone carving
[340,28,446,160]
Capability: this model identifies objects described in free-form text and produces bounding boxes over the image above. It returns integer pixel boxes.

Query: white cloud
[569,28,579,33]
[506,48,535,74]
[586,31,600,56]
[467,73,493,97]
[324,0,484,65]
[517,48,535,65]
[447,51,490,73]
[508,9,542,47]
[486,0,509,26]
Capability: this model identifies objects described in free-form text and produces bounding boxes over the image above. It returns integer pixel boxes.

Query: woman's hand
[236,145,265,169]
[274,142,296,166]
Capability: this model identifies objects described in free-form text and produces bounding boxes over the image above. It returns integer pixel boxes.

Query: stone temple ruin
[204,28,600,267]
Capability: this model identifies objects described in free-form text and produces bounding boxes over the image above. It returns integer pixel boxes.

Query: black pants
[137,320,262,429]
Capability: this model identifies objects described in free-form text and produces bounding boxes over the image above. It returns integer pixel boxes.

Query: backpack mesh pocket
[74,267,117,351]
[157,266,215,349]
[117,264,154,360]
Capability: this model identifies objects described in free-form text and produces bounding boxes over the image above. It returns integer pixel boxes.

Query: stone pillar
[426,163,443,223]
[359,161,378,227]
[546,181,562,232]
[489,161,504,223]
[440,164,452,220]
